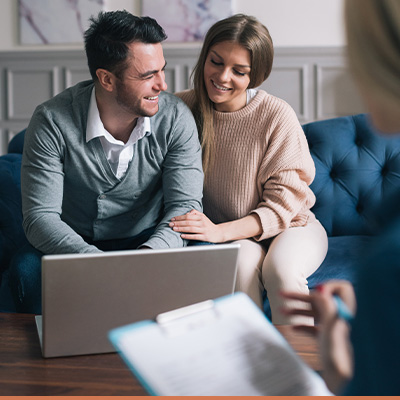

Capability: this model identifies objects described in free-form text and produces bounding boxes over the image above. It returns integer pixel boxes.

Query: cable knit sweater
[175,89,316,241]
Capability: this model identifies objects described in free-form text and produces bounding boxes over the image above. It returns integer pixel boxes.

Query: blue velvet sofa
[1,114,400,313]
[303,114,400,285]
[0,132,28,312]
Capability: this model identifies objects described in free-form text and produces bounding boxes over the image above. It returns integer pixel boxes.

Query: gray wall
[0,46,365,155]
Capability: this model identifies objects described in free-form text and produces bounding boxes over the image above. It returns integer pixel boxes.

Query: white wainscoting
[0,47,365,155]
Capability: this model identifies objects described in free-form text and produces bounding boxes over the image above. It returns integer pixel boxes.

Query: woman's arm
[169,210,262,243]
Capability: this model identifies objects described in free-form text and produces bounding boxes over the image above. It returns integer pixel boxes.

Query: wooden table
[0,312,321,396]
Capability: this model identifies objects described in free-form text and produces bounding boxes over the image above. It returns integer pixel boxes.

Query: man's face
[114,41,167,119]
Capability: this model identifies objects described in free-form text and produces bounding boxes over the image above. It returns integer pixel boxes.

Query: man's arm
[22,107,100,254]
[141,100,203,249]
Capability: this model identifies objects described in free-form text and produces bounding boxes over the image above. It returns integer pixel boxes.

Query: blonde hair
[191,14,274,175]
[345,0,400,110]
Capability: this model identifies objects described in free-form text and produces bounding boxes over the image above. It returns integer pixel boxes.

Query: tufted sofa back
[303,114,400,237]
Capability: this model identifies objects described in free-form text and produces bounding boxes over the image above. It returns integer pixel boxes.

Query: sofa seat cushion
[307,235,374,288]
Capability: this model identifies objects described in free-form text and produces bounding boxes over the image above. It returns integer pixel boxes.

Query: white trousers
[234,216,328,325]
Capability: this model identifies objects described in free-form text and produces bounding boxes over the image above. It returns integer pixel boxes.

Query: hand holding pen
[280,280,356,394]
[280,280,356,331]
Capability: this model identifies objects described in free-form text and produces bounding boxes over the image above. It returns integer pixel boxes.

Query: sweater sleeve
[250,102,316,241]
[22,106,101,254]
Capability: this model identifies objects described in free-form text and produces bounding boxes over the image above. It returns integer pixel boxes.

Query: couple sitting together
[12,2,400,394]
[10,11,328,327]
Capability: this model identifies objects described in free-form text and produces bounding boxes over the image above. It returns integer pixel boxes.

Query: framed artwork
[142,0,233,42]
[19,0,105,45]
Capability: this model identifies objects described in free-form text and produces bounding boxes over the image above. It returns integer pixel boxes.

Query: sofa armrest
[8,129,26,154]
[0,153,28,274]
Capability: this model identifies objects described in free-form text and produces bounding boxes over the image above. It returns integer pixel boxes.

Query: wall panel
[315,64,364,120]
[0,47,366,155]
[261,65,309,123]
[64,67,91,88]
[6,67,58,120]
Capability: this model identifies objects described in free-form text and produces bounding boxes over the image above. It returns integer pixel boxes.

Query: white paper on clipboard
[109,292,332,396]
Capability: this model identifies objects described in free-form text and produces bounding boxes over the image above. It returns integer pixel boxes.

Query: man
[10,11,203,313]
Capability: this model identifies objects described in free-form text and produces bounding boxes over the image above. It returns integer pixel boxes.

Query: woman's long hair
[191,14,274,175]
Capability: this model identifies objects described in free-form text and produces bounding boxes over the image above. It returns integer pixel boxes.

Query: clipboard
[109,292,332,396]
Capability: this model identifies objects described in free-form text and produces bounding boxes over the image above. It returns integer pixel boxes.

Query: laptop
[35,243,239,358]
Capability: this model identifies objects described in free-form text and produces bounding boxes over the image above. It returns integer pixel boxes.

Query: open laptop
[35,243,239,358]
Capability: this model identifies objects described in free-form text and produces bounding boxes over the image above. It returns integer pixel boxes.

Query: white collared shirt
[247,88,258,104]
[86,88,151,179]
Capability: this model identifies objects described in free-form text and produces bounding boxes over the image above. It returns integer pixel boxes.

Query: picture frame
[141,0,233,42]
[19,0,105,45]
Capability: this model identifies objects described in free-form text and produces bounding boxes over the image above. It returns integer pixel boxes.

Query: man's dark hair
[84,10,167,81]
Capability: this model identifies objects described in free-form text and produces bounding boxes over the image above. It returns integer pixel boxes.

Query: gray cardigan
[21,80,203,254]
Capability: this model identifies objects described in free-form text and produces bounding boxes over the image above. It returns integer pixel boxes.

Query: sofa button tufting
[330,170,337,179]
[355,138,363,146]
[356,204,363,213]
[381,166,388,176]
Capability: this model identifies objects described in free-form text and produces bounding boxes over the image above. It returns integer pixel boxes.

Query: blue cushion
[303,114,400,237]
[0,153,28,275]
[307,235,374,287]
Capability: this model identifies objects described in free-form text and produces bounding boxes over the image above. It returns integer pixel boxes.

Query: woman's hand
[281,280,356,394]
[170,211,263,243]
[169,209,225,243]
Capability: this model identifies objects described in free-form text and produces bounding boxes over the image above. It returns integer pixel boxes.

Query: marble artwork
[142,0,233,42]
[19,0,105,44]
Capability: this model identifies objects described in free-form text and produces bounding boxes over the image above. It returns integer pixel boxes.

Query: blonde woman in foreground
[282,0,400,395]
[172,14,328,325]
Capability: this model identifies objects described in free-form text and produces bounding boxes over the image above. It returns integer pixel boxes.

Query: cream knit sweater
[176,89,316,241]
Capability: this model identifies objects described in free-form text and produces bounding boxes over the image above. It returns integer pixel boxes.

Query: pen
[333,295,354,322]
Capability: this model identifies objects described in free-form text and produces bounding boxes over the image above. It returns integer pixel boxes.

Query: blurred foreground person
[282,0,400,395]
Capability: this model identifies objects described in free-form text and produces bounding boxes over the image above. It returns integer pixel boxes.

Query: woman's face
[203,41,251,112]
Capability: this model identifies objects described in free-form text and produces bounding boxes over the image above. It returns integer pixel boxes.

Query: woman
[282,0,400,395]
[173,14,328,325]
